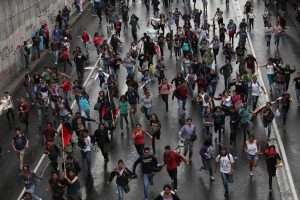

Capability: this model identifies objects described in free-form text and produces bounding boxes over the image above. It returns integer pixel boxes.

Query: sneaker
[210,176,215,181]
[250,171,254,176]
[174,189,177,193]
[55,62,57,65]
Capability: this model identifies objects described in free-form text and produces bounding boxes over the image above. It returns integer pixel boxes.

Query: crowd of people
[0,0,295,199]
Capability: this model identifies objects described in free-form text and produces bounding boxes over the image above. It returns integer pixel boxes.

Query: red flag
[101,105,106,118]
[62,123,71,147]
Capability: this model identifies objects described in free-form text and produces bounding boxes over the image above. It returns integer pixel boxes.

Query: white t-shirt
[250,81,260,96]
[266,64,274,74]
[1,95,13,110]
[246,140,258,155]
[82,136,91,152]
[216,154,234,173]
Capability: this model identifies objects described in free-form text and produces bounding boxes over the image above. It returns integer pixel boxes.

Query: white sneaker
[55,62,57,65]
[250,171,254,176]
[210,176,215,181]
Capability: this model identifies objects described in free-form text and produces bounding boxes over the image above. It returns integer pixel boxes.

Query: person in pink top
[159,78,173,112]
[272,22,282,48]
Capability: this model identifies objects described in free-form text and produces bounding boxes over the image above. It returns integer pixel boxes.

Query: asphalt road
[1,0,299,199]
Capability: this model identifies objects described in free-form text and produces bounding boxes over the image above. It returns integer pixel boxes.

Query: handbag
[275,108,281,117]
[276,160,284,168]
[191,133,197,142]
[94,102,101,110]
[123,184,130,193]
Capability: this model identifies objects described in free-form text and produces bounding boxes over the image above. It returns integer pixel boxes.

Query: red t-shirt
[62,80,71,92]
[132,130,145,145]
[81,32,90,43]
[93,36,103,46]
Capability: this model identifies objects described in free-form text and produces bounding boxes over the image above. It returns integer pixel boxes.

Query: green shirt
[118,101,130,115]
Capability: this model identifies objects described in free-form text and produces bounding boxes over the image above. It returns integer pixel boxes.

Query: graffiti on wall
[0,45,14,62]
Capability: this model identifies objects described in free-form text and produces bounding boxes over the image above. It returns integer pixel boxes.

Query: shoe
[199,166,204,171]
[149,179,153,185]
[174,189,177,193]
[210,176,215,181]
[250,171,254,176]
[224,192,229,198]
[55,62,57,65]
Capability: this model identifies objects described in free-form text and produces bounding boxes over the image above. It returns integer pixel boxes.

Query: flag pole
[106,86,115,124]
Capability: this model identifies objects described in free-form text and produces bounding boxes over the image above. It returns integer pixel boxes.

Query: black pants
[135,144,144,156]
[161,94,169,111]
[151,132,160,154]
[6,108,15,122]
[249,19,254,29]
[230,122,239,143]
[240,123,250,143]
[132,30,137,41]
[24,54,29,69]
[49,156,58,171]
[63,59,72,72]
[98,144,109,160]
[167,168,178,190]
[267,164,276,189]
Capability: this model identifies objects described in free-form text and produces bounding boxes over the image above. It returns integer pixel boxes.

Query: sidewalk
[0,2,90,95]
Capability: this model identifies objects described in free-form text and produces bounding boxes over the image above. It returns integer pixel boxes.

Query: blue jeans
[220,172,233,194]
[143,173,153,199]
[126,67,135,76]
[204,126,212,138]
[53,50,59,63]
[63,17,69,26]
[296,89,300,104]
[81,150,91,171]
[252,95,259,110]
[26,90,35,103]
[143,107,151,120]
[202,159,213,176]
[38,106,48,123]
[117,185,124,200]
[178,99,186,110]
[267,74,274,88]
[187,83,195,98]
[83,42,89,55]
[64,91,72,105]
[208,84,217,97]
[26,184,36,194]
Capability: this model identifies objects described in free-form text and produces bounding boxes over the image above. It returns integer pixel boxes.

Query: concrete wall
[0,0,84,90]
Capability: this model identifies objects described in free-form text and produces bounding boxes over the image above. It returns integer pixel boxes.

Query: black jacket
[93,128,110,146]
[133,155,157,174]
[109,167,133,186]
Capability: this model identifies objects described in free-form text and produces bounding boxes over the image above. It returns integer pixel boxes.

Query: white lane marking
[233,0,298,199]
[17,0,138,198]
